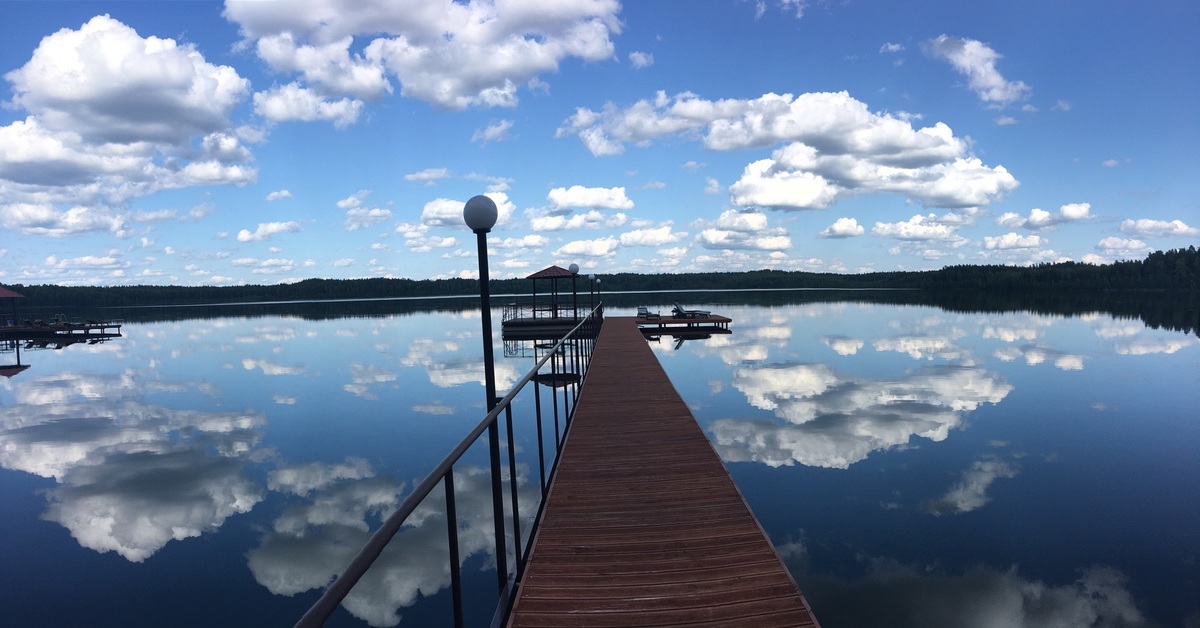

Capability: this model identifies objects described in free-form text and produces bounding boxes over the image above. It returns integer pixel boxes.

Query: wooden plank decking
[507,317,819,627]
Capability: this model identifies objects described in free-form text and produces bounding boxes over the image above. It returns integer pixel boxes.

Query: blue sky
[1,0,1196,286]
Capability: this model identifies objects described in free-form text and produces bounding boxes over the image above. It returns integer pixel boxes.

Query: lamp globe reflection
[463,195,498,233]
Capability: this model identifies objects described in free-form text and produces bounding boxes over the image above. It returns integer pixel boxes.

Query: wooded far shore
[5,247,1197,310]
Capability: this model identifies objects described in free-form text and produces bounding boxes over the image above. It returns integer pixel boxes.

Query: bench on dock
[636,305,661,320]
[672,302,711,318]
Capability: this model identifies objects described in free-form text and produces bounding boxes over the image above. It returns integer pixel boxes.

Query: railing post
[551,348,562,449]
[560,346,572,426]
[444,469,465,628]
[505,404,522,579]
[534,372,547,493]
[486,422,508,590]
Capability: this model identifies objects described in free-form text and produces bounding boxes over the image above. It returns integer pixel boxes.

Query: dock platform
[635,313,732,330]
[507,317,818,627]
[1,320,123,341]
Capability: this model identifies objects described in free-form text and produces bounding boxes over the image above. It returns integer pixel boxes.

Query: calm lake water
[1,294,1197,627]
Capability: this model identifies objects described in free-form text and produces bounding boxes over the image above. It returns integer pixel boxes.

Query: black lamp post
[464,195,498,409]
[463,194,508,590]
[568,263,579,321]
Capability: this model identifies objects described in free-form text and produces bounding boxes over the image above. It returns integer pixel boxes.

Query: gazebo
[1,285,28,377]
[1,285,23,327]
[524,265,581,321]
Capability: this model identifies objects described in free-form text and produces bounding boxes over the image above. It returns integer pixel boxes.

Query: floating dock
[507,317,819,627]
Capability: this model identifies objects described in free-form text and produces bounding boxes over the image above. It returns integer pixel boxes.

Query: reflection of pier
[641,324,733,349]
[506,317,815,625]
[0,340,30,378]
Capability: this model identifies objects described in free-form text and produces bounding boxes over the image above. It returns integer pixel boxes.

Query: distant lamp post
[463,194,508,590]
[588,273,596,310]
[569,263,579,321]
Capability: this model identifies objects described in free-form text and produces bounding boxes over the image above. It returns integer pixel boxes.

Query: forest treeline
[5,246,1198,309]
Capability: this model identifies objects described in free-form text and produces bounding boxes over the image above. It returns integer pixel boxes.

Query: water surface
[1,296,1196,627]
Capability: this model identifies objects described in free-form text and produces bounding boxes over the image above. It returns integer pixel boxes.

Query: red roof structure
[514,266,585,322]
[525,265,575,280]
[0,286,24,299]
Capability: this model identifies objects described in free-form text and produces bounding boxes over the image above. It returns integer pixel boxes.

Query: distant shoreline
[3,247,1196,312]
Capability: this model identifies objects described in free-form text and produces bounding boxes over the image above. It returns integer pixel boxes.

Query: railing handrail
[296,302,604,627]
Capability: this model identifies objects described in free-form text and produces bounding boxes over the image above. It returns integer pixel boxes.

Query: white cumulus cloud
[529,209,627,232]
[471,119,514,143]
[225,0,622,111]
[984,233,1045,250]
[1095,237,1149,258]
[619,225,684,247]
[923,35,1031,107]
[0,15,256,237]
[694,209,791,251]
[556,90,1017,210]
[236,221,301,242]
[996,203,1092,230]
[547,185,634,210]
[1119,218,1199,238]
[820,217,865,238]
[253,83,363,127]
[628,51,654,68]
[554,236,619,257]
[873,215,961,241]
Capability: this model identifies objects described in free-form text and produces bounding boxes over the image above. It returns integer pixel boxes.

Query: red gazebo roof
[0,286,24,299]
[526,265,576,280]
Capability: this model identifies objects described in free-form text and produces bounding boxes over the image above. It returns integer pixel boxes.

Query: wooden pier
[507,317,819,627]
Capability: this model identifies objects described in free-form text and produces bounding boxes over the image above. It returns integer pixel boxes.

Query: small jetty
[1,317,123,341]
[1,286,123,343]
[1,287,124,378]
[635,313,732,331]
[635,302,732,331]
[507,317,818,627]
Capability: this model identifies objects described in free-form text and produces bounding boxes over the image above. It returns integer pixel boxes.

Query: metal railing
[501,300,596,323]
[296,303,604,627]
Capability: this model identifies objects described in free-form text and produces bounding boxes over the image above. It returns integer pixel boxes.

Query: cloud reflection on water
[670,321,791,364]
[821,335,864,356]
[1114,336,1199,355]
[248,459,536,627]
[0,370,265,562]
[713,363,1012,468]
[925,455,1020,516]
[789,554,1152,628]
[994,344,1087,370]
[344,362,399,399]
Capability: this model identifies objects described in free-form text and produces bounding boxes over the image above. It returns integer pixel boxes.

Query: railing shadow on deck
[296,303,605,628]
